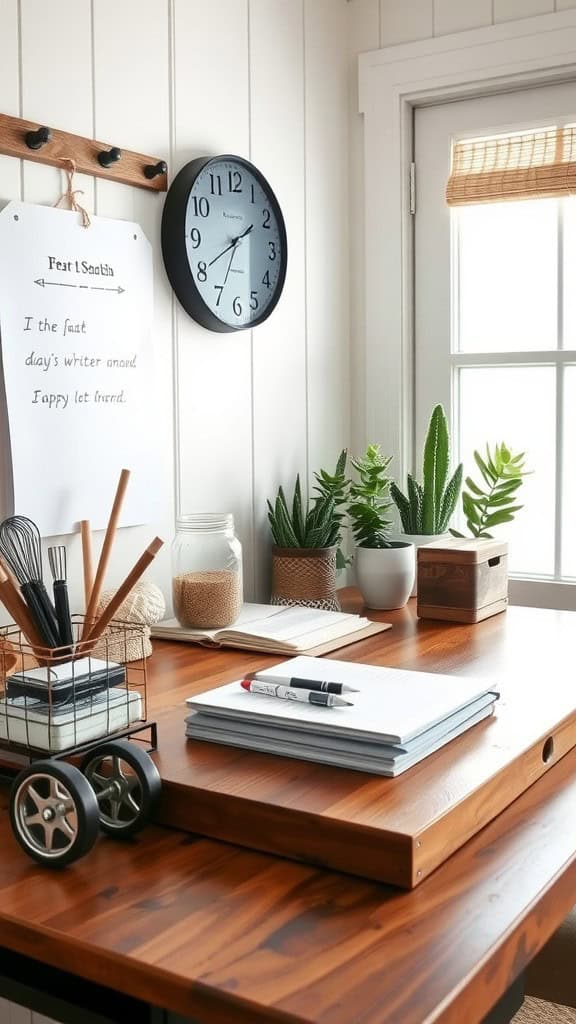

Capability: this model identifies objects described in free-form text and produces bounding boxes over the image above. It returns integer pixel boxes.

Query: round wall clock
[161,154,287,332]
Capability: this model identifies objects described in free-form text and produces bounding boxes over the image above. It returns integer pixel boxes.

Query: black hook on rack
[97,146,122,168]
[144,160,167,180]
[25,125,52,150]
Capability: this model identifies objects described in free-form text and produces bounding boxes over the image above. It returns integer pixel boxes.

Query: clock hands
[208,223,254,267]
[222,244,238,288]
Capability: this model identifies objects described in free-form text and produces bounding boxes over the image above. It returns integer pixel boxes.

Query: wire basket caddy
[0,616,161,867]
[0,615,155,759]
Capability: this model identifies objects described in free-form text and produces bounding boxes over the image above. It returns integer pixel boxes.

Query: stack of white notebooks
[185,656,499,777]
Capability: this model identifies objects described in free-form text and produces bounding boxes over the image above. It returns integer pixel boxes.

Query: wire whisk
[48,544,74,648]
[0,516,60,648]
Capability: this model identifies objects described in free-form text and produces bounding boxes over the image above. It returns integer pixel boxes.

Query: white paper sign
[0,201,159,535]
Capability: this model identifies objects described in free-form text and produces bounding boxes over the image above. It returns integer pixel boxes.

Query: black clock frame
[161,154,288,333]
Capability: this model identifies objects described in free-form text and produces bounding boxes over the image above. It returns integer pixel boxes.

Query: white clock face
[183,158,285,329]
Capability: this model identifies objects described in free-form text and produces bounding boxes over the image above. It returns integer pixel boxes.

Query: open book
[151,603,391,657]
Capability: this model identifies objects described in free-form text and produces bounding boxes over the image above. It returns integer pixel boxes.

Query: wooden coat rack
[0,112,168,192]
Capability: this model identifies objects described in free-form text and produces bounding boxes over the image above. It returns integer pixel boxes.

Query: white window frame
[358,9,576,609]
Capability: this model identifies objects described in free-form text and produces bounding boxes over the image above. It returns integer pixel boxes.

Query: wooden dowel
[84,537,164,644]
[80,520,94,610]
[0,563,44,649]
[82,468,131,638]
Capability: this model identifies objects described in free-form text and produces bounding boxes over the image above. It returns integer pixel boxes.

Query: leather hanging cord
[53,158,91,227]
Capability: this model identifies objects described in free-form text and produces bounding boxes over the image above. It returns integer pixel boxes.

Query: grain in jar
[171,514,243,629]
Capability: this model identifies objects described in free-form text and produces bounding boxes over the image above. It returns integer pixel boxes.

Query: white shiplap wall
[0,1,349,1022]
[0,0,350,627]
[347,0,576,462]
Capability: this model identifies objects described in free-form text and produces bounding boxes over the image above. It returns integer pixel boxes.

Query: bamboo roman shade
[446,126,576,205]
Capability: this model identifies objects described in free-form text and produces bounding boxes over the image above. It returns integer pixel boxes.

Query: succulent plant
[390,404,463,535]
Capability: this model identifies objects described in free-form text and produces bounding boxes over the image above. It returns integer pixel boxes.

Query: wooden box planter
[417,538,508,623]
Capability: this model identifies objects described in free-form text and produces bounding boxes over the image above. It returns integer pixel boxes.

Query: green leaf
[465,476,485,497]
[484,510,516,528]
[462,491,481,525]
[390,482,412,532]
[474,450,496,486]
[422,405,449,533]
[438,462,463,532]
[292,476,305,546]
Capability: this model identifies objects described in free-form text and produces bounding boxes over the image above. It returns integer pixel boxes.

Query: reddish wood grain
[149,597,576,886]
[0,595,574,1023]
[0,112,167,192]
[0,738,576,1022]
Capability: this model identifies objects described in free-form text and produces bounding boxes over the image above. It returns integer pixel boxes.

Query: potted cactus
[266,450,349,611]
[348,444,414,609]
[390,404,463,596]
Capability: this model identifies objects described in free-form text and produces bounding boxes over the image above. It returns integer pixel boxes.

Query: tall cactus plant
[390,405,463,535]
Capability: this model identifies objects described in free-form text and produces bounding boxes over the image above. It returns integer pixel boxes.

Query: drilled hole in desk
[542,736,554,763]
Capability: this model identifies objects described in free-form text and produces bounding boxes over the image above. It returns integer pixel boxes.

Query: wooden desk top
[0,596,575,1024]
[151,597,576,887]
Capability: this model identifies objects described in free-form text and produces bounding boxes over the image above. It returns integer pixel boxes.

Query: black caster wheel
[81,739,161,838]
[10,761,99,867]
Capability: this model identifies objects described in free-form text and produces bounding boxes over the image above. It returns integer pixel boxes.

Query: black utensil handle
[21,582,60,648]
[34,581,61,637]
[53,580,74,646]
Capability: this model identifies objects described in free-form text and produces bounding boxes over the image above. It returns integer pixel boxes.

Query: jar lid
[176,513,234,532]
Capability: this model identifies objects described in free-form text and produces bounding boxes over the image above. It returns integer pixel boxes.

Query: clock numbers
[209,173,222,196]
[233,296,242,316]
[268,241,277,261]
[197,261,207,282]
[262,271,271,289]
[250,184,256,204]
[192,196,210,218]
[262,209,271,229]
[214,285,223,307]
[228,170,242,193]
[250,291,259,310]
[190,228,201,248]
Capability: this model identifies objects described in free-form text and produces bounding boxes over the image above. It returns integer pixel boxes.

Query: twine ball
[94,581,165,660]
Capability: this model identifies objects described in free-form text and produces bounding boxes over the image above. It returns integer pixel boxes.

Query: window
[415,81,576,607]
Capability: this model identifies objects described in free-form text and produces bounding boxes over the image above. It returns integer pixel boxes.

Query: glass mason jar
[171,513,243,629]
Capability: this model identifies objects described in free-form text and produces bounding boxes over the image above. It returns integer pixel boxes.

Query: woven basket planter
[270,545,340,612]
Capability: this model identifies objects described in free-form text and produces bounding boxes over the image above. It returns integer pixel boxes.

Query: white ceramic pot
[396,533,451,597]
[355,542,415,610]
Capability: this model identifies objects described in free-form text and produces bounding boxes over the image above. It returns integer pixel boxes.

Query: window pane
[562,366,576,578]
[562,198,576,348]
[458,366,555,576]
[455,200,558,353]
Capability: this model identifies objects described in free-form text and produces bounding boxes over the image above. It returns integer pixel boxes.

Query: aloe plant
[266,450,350,566]
[348,444,394,549]
[390,404,463,535]
[451,443,529,539]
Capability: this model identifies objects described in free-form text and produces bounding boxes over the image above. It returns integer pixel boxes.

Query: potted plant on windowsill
[266,450,349,611]
[348,444,414,610]
[390,404,463,596]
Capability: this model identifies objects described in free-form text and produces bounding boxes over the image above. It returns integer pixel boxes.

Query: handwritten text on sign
[0,201,158,535]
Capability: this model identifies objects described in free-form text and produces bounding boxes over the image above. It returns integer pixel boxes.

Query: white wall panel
[494,0,553,19]
[0,0,21,580]
[249,0,307,599]
[304,0,350,479]
[172,0,255,595]
[91,0,174,603]
[555,0,576,8]
[348,0,378,462]
[380,0,433,45]
[433,0,493,35]
[0,0,20,195]
[19,0,94,208]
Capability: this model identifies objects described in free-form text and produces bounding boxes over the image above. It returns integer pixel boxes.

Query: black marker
[246,672,359,695]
